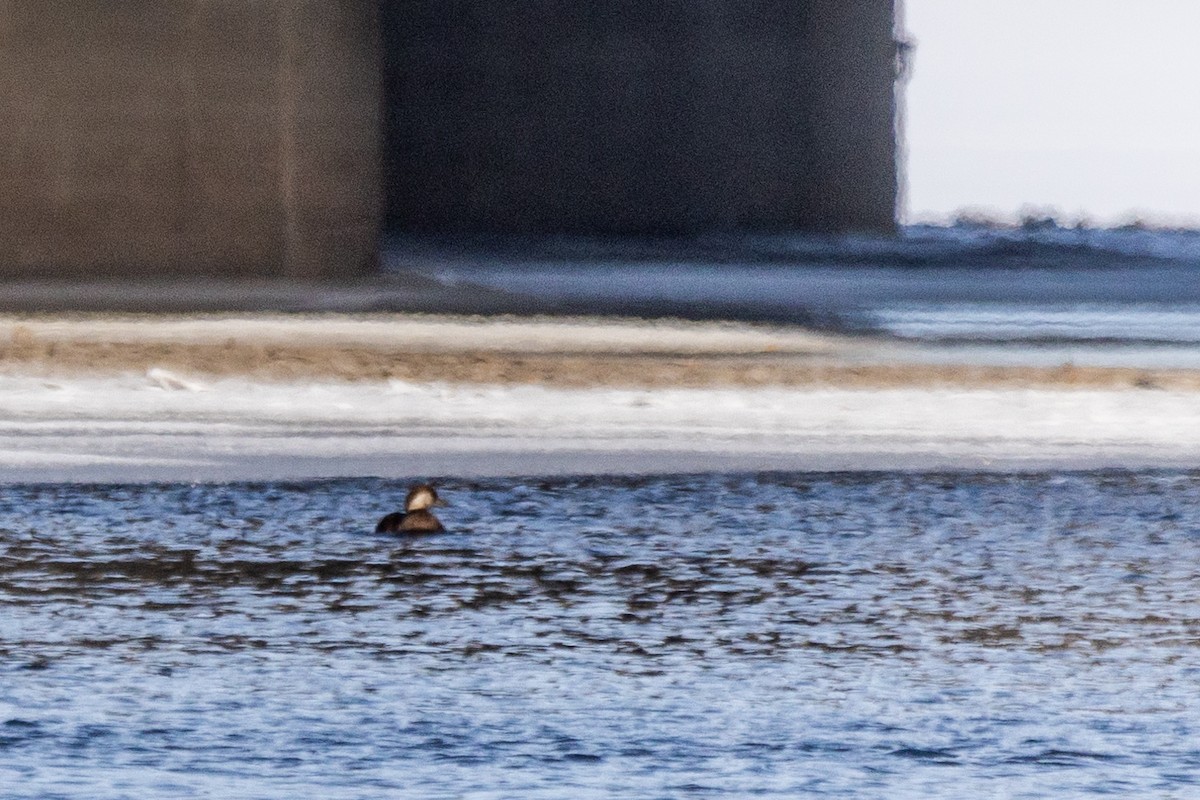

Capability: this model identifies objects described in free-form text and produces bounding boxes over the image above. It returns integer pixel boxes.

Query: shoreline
[0,312,1194,390]
[0,312,1193,481]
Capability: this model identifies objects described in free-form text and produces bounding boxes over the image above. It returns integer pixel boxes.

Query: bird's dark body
[375,509,445,534]
[375,512,405,533]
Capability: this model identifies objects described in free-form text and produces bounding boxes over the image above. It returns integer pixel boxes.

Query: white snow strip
[0,374,1196,481]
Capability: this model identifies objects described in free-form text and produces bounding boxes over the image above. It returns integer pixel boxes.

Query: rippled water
[4,472,1200,798]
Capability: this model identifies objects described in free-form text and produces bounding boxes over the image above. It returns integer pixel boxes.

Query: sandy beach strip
[0,312,1193,390]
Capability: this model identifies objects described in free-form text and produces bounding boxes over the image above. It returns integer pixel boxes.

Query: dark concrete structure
[0,1,899,281]
[384,0,899,235]
[0,1,381,279]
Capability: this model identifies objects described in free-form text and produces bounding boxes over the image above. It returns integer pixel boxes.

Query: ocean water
[5,471,1200,798]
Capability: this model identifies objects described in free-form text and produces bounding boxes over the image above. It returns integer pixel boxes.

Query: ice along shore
[0,313,1197,481]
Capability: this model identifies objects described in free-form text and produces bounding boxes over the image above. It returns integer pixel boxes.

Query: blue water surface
[2,472,1200,798]
[387,224,1200,353]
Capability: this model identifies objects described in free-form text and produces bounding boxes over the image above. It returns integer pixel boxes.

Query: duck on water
[376,484,447,533]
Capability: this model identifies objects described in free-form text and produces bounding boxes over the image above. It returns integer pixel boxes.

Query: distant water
[387,224,1200,354]
[6,472,1200,798]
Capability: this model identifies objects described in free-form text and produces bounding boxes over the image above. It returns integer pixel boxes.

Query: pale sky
[903,0,1200,225]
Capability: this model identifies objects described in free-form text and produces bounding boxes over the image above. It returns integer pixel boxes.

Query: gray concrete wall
[0,0,381,279]
[384,0,898,235]
[0,1,898,280]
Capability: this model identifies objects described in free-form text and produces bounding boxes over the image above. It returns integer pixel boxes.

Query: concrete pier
[0,1,899,282]
[384,0,899,235]
[0,1,381,279]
